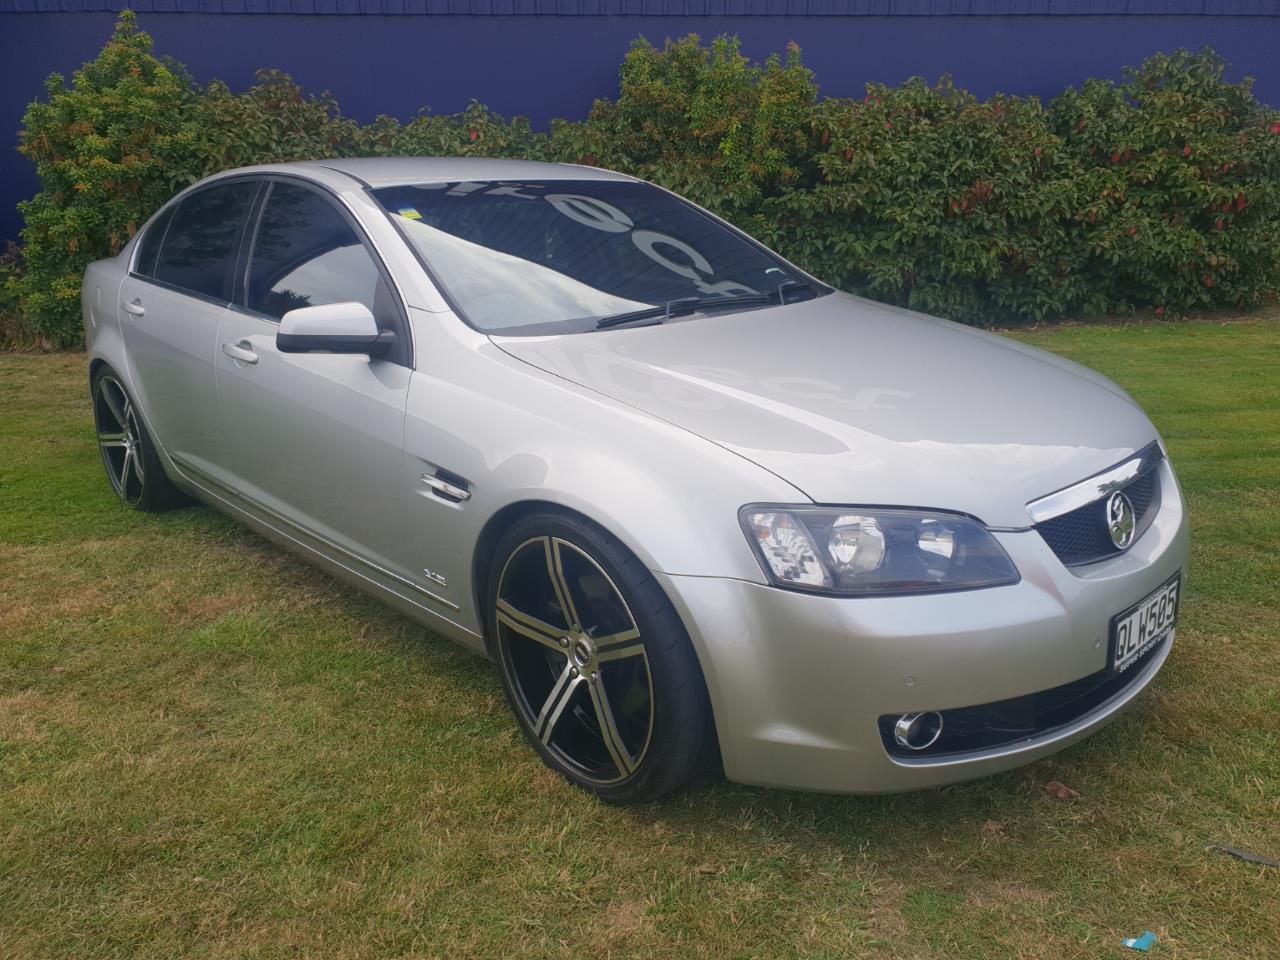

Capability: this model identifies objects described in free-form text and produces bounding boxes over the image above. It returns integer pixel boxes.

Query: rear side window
[154,180,258,301]
[134,205,174,278]
[246,182,385,319]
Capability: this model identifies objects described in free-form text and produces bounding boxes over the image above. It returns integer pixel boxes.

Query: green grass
[2,317,1278,959]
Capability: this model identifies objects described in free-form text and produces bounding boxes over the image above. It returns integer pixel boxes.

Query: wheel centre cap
[571,636,594,668]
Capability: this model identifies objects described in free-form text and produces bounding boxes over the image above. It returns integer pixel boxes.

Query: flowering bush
[11,15,1280,347]
[15,13,203,343]
[1047,49,1280,314]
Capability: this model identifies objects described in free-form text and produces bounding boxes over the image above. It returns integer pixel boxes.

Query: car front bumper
[658,459,1191,794]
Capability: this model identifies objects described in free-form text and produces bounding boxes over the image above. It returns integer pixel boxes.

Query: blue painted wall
[3,8,1280,241]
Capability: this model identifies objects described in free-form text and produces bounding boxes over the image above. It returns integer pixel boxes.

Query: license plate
[1110,573,1180,674]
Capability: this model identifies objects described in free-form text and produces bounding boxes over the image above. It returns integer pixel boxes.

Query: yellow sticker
[397,207,422,220]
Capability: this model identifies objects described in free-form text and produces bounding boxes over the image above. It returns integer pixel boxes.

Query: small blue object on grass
[1122,931,1158,952]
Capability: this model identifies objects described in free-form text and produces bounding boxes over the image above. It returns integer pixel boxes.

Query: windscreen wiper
[594,281,818,330]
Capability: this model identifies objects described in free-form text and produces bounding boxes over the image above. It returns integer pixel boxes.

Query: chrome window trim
[126,169,416,369]
[238,174,416,369]
[1025,441,1164,524]
[127,174,265,298]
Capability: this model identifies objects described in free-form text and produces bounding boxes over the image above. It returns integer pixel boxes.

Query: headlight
[740,505,1019,596]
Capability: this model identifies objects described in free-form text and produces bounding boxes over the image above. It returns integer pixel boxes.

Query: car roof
[292,156,637,188]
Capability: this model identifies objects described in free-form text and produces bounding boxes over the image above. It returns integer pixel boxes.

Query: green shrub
[1048,49,1280,315]
[192,70,363,171]
[15,12,206,345]
[359,101,547,160]
[0,242,33,350]
[768,78,1080,325]
[547,35,819,225]
[9,14,1280,347]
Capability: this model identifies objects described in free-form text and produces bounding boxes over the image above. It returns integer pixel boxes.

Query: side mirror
[276,302,395,357]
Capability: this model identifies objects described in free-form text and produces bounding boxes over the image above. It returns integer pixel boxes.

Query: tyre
[91,366,189,512]
[485,511,718,804]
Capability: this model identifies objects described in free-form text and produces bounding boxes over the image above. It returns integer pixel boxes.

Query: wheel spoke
[120,448,136,491]
[496,598,566,652]
[546,538,582,629]
[100,383,126,428]
[588,679,637,775]
[595,627,644,662]
[130,437,145,481]
[535,663,581,744]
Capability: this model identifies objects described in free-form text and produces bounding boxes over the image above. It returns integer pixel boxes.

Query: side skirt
[167,454,488,657]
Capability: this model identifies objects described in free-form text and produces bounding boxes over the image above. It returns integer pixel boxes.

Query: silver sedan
[82,158,1189,802]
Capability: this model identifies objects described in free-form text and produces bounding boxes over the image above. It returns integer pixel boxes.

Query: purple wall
[3,11,1280,242]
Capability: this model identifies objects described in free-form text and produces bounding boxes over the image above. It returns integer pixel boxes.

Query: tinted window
[154,181,257,300]
[372,179,821,335]
[135,205,174,278]
[247,182,384,320]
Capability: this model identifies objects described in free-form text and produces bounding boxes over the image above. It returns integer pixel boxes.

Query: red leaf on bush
[845,148,854,162]
[1215,218,1225,230]
[1075,118,1087,132]
[1129,226,1138,236]
[585,153,597,166]
[1183,144,1193,157]
[1155,306,1165,317]
[1110,152,1122,165]
[1123,148,1132,162]
[1204,275,1215,288]
[1221,162,1230,172]
[469,128,478,142]
[1034,147,1042,157]
[821,131,830,146]
[1271,121,1280,134]
[1236,193,1247,212]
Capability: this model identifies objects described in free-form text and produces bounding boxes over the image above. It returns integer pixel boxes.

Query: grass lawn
[1,317,1278,959]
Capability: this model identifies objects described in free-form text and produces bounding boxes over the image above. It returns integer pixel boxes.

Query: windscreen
[372,179,818,335]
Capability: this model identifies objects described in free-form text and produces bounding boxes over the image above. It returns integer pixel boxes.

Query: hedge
[5,12,1280,347]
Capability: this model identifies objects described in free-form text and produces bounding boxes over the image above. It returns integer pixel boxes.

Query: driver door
[214,179,417,580]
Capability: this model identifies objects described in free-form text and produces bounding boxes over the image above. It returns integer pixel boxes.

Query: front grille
[878,633,1167,759]
[1036,466,1161,567]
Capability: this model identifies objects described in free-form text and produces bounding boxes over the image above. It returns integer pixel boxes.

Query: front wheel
[486,512,717,804]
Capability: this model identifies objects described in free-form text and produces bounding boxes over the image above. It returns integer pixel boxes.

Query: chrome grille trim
[1025,441,1164,525]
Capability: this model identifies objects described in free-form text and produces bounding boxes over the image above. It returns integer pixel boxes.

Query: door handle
[122,298,145,317]
[221,339,259,365]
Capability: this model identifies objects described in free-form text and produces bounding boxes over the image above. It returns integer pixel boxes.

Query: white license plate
[1110,573,1180,674]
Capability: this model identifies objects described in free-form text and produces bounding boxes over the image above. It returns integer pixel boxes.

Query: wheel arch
[88,355,110,386]
[472,499,620,644]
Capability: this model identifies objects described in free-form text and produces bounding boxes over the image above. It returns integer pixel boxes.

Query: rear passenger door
[118,178,260,477]
[214,178,417,579]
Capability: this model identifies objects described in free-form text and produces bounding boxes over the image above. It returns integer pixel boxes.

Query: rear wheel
[486,512,717,804]
[92,366,188,512]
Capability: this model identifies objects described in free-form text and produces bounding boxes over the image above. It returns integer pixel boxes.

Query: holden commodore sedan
[81,158,1188,802]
